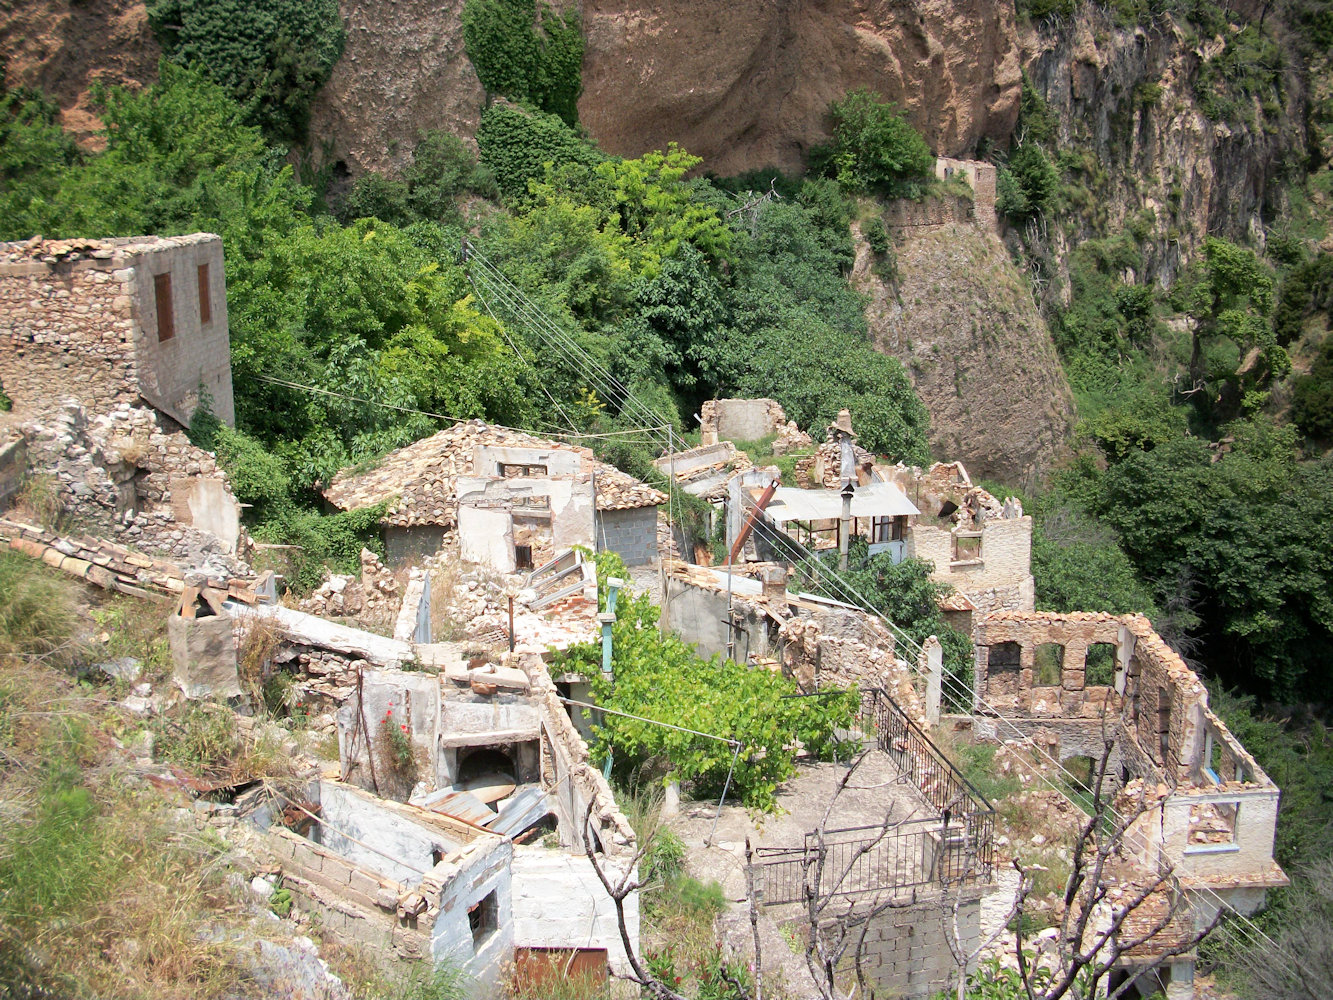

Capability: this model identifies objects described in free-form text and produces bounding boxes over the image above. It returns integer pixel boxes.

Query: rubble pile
[295,548,401,629]
[19,400,249,572]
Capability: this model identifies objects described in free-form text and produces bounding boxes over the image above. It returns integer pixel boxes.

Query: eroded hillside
[852,215,1075,486]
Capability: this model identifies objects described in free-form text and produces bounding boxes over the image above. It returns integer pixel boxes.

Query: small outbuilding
[323,421,667,569]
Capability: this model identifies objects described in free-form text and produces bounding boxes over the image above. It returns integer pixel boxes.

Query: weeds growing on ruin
[0,549,80,666]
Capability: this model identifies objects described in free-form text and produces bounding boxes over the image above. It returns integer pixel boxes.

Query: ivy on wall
[462,0,584,126]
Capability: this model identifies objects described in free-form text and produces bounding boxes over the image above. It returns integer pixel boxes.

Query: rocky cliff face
[1021,8,1307,287]
[0,0,158,141]
[307,0,486,176]
[579,0,1023,176]
[852,216,1075,487]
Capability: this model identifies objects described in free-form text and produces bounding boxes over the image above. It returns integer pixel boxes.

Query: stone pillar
[168,612,240,699]
[922,635,943,726]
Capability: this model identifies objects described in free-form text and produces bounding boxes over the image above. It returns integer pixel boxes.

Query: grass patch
[0,549,81,666]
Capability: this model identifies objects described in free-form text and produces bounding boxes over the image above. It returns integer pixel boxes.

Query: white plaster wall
[337,669,439,780]
[1163,790,1280,880]
[432,839,515,992]
[317,782,457,885]
[476,444,582,477]
[511,848,640,976]
[555,480,595,550]
[458,505,515,572]
[130,237,234,427]
[185,477,240,553]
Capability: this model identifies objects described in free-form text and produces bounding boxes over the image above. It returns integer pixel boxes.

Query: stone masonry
[0,234,234,427]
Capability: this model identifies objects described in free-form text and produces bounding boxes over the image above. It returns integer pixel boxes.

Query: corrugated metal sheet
[489,787,553,839]
[765,483,920,524]
[416,788,495,827]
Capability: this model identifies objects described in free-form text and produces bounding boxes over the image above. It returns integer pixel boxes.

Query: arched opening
[457,746,518,810]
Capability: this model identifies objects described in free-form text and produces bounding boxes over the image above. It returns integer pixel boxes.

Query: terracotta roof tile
[323,421,666,527]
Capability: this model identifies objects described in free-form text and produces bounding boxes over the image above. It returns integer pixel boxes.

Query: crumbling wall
[779,606,927,726]
[908,516,1033,615]
[935,157,997,229]
[0,432,25,508]
[699,398,810,451]
[518,651,636,858]
[19,401,247,570]
[881,192,974,231]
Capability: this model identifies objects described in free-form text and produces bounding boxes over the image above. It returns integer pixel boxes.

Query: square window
[1034,644,1064,686]
[1085,643,1117,686]
[468,889,498,951]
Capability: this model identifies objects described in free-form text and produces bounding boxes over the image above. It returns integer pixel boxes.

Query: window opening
[1034,643,1064,687]
[988,642,1020,674]
[469,889,498,950]
[514,544,533,570]
[1085,643,1116,686]
[500,462,548,478]
[1188,800,1239,847]
[953,533,981,561]
[197,262,212,323]
[154,273,175,342]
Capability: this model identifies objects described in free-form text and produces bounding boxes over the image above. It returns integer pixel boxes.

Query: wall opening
[1034,643,1064,687]
[500,462,548,478]
[197,262,212,323]
[1158,687,1172,763]
[1188,800,1239,847]
[469,889,498,951]
[515,544,534,570]
[986,642,1021,698]
[953,532,981,561]
[1085,643,1116,686]
[154,272,175,342]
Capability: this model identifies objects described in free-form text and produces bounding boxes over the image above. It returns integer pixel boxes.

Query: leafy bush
[812,89,934,196]
[462,0,584,124]
[339,130,492,226]
[553,587,857,810]
[147,0,345,144]
[1292,336,1333,439]
[476,103,601,200]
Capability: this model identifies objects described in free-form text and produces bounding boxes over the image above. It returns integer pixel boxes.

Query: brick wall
[596,506,659,566]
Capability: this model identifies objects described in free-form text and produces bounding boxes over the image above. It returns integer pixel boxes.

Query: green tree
[476,103,600,201]
[146,0,345,144]
[813,89,934,196]
[997,142,1059,223]
[0,84,79,238]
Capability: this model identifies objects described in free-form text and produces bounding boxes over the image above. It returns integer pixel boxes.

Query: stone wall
[0,234,234,427]
[882,193,974,230]
[19,401,247,572]
[935,156,997,230]
[908,515,1033,615]
[597,505,658,567]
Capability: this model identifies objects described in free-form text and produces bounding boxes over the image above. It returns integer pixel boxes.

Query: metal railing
[752,688,995,906]
[858,688,995,821]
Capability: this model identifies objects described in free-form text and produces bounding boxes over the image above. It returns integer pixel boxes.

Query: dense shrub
[462,0,584,125]
[812,89,934,196]
[1292,337,1333,439]
[476,103,600,200]
[997,142,1059,223]
[146,0,345,144]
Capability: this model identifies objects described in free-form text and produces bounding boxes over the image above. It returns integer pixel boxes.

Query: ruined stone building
[968,611,1287,996]
[672,401,1034,619]
[1,234,235,427]
[324,421,666,568]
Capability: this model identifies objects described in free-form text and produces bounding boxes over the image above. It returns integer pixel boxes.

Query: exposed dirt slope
[852,220,1075,487]
[307,0,487,175]
[0,0,158,141]
[578,0,1022,176]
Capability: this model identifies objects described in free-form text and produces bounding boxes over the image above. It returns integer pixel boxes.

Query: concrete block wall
[597,506,658,566]
[831,892,980,999]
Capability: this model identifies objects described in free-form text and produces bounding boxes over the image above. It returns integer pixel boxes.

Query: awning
[763,483,920,524]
